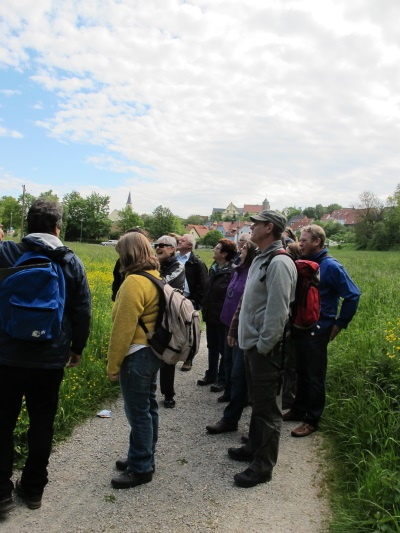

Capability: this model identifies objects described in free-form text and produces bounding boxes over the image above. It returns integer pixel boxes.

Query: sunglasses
[154,243,173,249]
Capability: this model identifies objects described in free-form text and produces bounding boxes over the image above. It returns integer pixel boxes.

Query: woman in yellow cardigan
[107,232,162,489]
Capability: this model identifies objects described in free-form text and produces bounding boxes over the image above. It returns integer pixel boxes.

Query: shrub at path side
[323,250,400,532]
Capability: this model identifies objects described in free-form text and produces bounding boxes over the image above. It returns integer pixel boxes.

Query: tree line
[0,186,399,249]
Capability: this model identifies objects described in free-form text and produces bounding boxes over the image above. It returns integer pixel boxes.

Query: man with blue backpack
[0,199,91,516]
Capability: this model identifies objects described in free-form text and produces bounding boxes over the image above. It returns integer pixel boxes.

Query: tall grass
[323,250,400,532]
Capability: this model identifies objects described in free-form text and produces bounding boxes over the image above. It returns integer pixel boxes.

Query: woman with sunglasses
[107,232,162,489]
[154,236,185,408]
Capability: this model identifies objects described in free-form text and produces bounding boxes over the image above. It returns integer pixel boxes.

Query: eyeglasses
[154,243,173,249]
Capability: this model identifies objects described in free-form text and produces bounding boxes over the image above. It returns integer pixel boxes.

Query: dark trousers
[291,328,331,427]
[223,327,234,398]
[282,332,297,410]
[243,345,282,474]
[205,323,226,383]
[223,345,248,424]
[159,363,175,399]
[0,364,64,499]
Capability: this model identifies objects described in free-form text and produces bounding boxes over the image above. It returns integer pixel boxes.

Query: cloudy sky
[0,0,399,218]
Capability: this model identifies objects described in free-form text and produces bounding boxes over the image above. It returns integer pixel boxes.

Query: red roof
[243,204,263,213]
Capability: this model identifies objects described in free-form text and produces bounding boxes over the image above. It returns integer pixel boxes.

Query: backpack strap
[135,271,166,334]
[259,249,293,282]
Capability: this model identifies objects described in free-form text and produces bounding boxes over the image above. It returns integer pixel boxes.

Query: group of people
[0,200,360,516]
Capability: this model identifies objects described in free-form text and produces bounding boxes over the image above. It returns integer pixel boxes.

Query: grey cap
[250,210,287,232]
[157,235,177,248]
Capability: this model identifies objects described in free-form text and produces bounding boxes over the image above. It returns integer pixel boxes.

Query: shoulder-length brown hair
[116,232,159,274]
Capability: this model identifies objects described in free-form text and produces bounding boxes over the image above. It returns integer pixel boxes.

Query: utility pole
[20,185,26,240]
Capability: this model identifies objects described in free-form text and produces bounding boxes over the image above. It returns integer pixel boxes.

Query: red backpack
[260,250,320,330]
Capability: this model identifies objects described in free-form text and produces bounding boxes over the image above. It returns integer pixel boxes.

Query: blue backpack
[0,251,66,342]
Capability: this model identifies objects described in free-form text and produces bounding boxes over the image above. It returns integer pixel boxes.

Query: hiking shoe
[197,376,215,386]
[181,361,192,371]
[217,393,230,403]
[291,423,317,438]
[0,495,15,515]
[164,397,176,408]
[227,446,253,462]
[210,383,225,393]
[206,419,238,434]
[15,479,42,510]
[115,458,128,471]
[282,409,303,422]
[234,468,272,488]
[111,471,152,489]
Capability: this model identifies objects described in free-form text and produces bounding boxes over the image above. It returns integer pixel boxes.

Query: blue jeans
[119,347,162,474]
[223,345,248,424]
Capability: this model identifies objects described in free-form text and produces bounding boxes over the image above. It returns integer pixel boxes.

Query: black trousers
[0,364,64,499]
[159,363,175,399]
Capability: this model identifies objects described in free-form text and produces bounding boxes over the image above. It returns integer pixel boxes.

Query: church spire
[126,191,133,210]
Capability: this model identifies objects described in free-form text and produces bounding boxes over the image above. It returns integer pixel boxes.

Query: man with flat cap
[228,210,297,488]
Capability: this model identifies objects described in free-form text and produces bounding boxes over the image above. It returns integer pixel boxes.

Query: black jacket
[160,256,185,290]
[202,261,234,325]
[182,252,208,310]
[0,235,91,369]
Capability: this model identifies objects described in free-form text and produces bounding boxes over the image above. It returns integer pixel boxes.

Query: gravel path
[2,336,330,533]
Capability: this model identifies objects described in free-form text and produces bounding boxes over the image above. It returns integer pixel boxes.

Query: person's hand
[66,351,81,368]
[227,335,237,347]
[107,372,120,382]
[330,325,341,342]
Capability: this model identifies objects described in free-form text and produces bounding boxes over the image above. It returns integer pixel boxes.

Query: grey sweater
[238,241,297,355]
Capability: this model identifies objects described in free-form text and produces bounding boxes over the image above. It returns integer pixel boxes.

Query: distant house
[211,196,271,220]
[321,208,360,227]
[185,225,210,240]
[109,192,133,222]
[287,215,314,232]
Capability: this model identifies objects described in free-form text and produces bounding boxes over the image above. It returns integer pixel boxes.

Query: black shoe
[210,383,225,393]
[181,360,192,371]
[197,376,215,386]
[164,397,176,408]
[206,419,238,434]
[217,393,230,403]
[0,495,15,515]
[228,446,253,462]
[15,479,42,509]
[234,468,272,488]
[111,471,153,489]
[282,409,303,422]
[241,435,249,444]
[115,458,128,471]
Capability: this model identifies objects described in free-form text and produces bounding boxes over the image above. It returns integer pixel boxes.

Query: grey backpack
[137,271,201,365]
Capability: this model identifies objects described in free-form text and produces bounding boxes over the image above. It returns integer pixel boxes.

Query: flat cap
[249,210,287,232]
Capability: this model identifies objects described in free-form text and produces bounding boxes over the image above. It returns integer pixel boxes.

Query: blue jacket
[308,248,360,331]
[0,234,91,369]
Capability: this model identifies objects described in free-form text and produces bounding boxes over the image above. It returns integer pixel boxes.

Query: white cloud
[0,123,23,138]
[0,0,399,216]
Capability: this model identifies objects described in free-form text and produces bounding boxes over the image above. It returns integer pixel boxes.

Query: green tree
[354,191,384,249]
[384,183,400,247]
[63,191,87,241]
[211,211,222,222]
[314,204,327,220]
[83,192,112,240]
[185,214,204,225]
[327,203,342,213]
[145,205,183,239]
[202,229,223,247]
[116,207,144,235]
[0,196,22,231]
[282,207,302,220]
[303,207,316,219]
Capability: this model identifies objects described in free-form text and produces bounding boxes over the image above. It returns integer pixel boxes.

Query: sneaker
[111,470,153,489]
[181,360,192,371]
[291,423,317,438]
[0,495,15,515]
[164,397,176,408]
[234,468,272,488]
[15,479,42,510]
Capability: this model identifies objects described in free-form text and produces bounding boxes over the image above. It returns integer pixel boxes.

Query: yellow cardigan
[107,270,161,374]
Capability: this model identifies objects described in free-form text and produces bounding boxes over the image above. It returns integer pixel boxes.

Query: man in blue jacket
[283,224,360,437]
[0,199,91,515]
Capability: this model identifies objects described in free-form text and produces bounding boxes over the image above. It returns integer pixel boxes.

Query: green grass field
[12,243,400,530]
